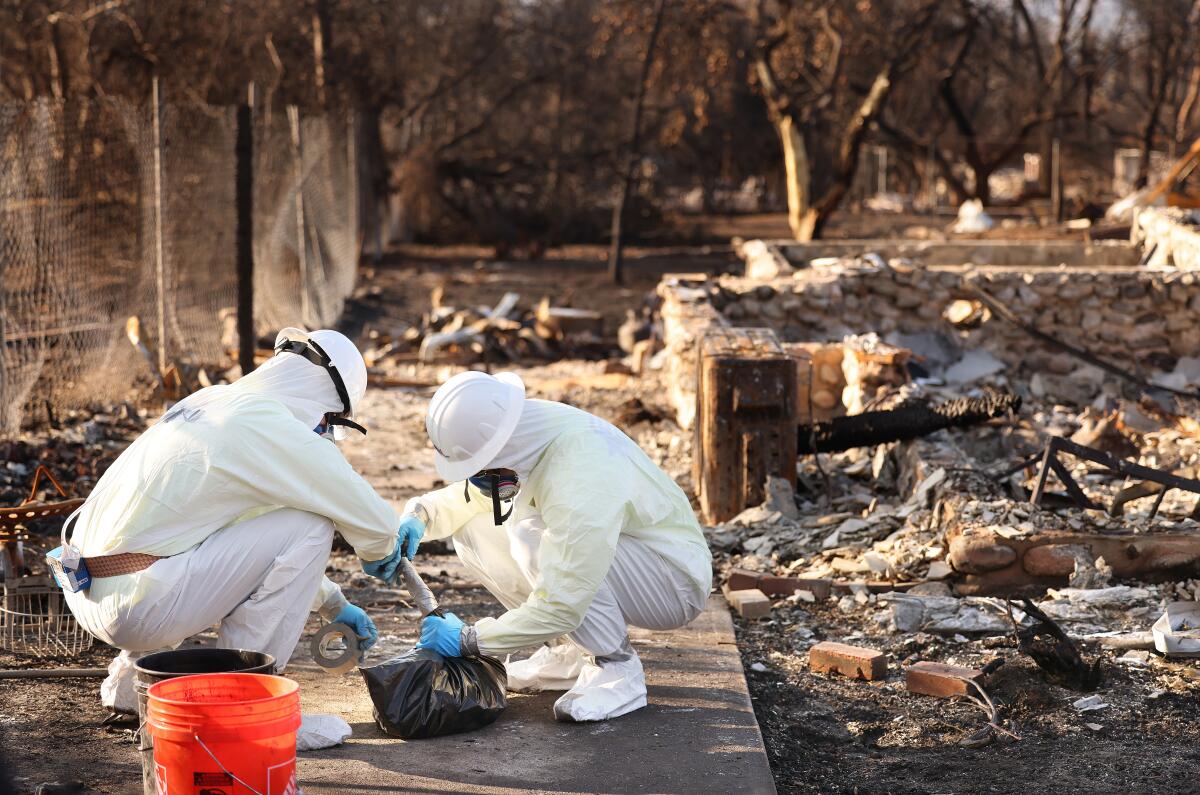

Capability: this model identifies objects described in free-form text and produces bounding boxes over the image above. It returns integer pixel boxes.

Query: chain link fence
[0,96,361,435]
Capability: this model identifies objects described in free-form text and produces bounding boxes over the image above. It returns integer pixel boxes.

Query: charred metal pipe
[797,392,1021,455]
[0,668,107,679]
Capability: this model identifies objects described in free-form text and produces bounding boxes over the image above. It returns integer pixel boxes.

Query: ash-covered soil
[733,594,1200,795]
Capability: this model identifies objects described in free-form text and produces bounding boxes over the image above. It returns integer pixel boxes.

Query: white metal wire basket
[0,575,93,656]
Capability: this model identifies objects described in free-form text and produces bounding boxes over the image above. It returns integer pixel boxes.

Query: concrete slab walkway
[291,596,776,795]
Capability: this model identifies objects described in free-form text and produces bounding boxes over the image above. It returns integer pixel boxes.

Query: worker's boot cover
[101,650,140,714]
[552,640,646,722]
[505,641,589,692]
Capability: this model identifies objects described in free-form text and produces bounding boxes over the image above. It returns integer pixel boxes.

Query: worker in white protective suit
[58,329,416,713]
[403,371,712,722]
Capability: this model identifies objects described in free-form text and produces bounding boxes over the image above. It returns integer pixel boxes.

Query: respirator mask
[466,468,520,525]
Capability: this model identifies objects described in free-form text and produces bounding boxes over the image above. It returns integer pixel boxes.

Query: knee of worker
[104,623,170,653]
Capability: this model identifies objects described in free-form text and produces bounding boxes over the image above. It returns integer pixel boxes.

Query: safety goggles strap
[275,337,365,435]
[326,416,367,436]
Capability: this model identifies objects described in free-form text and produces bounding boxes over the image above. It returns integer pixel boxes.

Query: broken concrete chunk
[837,517,870,535]
[1072,695,1109,712]
[1042,585,1153,611]
[885,594,1010,635]
[741,534,777,557]
[904,661,983,698]
[863,552,891,575]
[763,475,801,520]
[906,467,946,509]
[925,561,954,580]
[943,349,1005,384]
[907,582,953,597]
[809,641,888,681]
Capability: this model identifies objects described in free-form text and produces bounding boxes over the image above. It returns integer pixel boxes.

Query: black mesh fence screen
[0,98,360,434]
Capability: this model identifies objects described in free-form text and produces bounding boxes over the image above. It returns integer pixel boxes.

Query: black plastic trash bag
[360,647,508,739]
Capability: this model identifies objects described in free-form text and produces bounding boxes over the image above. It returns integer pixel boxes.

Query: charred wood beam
[796,392,1020,455]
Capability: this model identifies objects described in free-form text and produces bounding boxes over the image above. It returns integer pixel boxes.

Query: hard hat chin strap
[274,337,367,436]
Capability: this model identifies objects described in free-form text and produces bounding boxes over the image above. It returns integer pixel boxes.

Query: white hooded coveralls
[62,352,399,708]
[409,399,712,658]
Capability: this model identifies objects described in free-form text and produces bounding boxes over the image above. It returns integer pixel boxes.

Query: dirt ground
[737,610,1200,795]
[3,233,1198,794]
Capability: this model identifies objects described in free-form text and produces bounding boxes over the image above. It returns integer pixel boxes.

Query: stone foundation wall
[718,263,1200,364]
[659,242,1200,427]
[740,237,1140,280]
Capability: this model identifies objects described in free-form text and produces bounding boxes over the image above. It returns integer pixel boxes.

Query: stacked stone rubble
[1135,207,1200,270]
[657,276,727,429]
[666,260,1200,379]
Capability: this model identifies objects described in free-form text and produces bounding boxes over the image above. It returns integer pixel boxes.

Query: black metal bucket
[134,648,275,795]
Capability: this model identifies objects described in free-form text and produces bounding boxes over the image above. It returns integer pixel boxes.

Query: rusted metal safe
[693,326,798,524]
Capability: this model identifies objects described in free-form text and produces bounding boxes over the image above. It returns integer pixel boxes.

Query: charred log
[796,391,1021,455]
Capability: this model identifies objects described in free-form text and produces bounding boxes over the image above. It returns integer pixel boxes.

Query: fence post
[288,105,310,326]
[1051,137,1062,222]
[0,254,7,433]
[152,76,167,376]
[347,110,358,253]
[236,84,256,375]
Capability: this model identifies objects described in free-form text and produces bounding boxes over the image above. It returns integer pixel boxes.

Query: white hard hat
[426,371,525,482]
[275,327,368,439]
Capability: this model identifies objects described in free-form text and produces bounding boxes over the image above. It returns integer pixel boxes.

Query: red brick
[905,661,984,698]
[758,575,833,600]
[725,568,763,592]
[808,641,888,681]
[725,588,772,619]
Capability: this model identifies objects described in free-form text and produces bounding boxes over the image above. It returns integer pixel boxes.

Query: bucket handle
[194,733,266,795]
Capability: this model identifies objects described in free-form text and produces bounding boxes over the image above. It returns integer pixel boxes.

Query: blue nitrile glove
[334,603,379,652]
[397,513,425,560]
[416,612,465,658]
[360,514,425,584]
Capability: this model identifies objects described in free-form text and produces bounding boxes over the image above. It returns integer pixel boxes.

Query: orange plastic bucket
[147,672,300,795]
